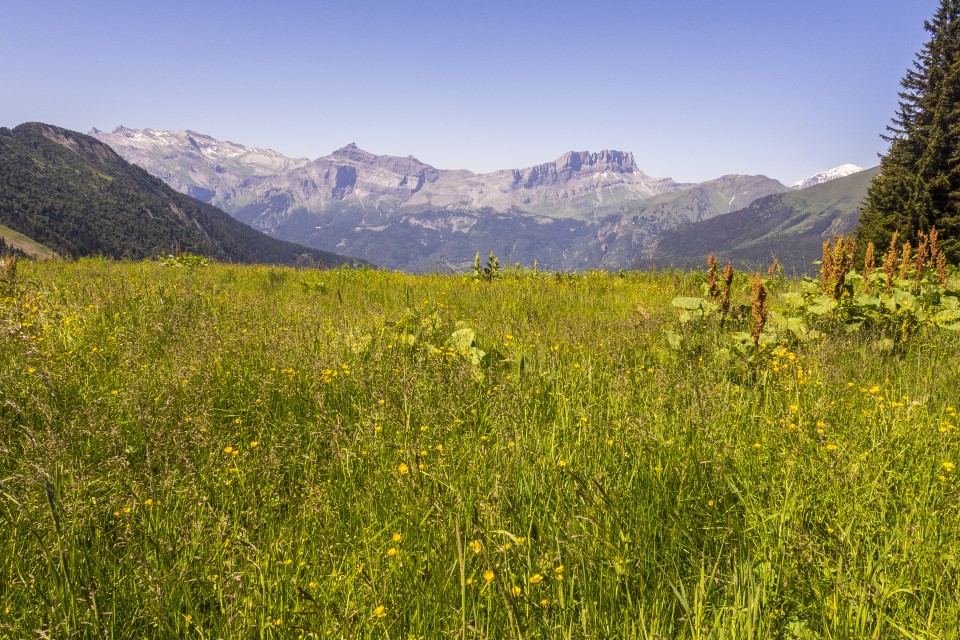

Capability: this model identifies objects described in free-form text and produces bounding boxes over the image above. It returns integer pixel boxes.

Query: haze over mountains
[91,126,867,271]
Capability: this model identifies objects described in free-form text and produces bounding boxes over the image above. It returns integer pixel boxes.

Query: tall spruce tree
[858,0,960,261]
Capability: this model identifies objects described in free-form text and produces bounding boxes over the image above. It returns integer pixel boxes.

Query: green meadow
[1,257,959,639]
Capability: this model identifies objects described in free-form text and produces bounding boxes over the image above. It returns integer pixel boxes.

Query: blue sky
[1,0,936,183]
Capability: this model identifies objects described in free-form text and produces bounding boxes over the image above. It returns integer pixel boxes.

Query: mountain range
[0,123,361,266]
[92,127,864,271]
[649,166,880,272]
[0,122,872,272]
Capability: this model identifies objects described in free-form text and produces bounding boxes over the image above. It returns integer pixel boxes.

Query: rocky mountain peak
[556,149,637,174]
[329,143,377,163]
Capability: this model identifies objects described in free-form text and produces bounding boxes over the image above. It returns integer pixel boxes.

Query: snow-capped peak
[790,164,865,190]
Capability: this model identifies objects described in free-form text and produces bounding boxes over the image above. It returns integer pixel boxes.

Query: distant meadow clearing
[1,255,959,639]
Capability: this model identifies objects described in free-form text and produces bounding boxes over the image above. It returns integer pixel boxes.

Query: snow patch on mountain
[790,164,865,190]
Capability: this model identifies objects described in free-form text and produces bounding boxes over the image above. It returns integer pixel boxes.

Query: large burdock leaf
[663,329,682,350]
[447,327,476,352]
[467,347,486,366]
[671,297,707,310]
[779,292,805,308]
[806,295,837,315]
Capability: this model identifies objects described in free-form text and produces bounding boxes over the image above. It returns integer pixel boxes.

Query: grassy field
[1,258,959,639]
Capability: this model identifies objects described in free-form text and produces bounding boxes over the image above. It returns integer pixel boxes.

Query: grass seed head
[863,242,875,293]
[720,262,734,318]
[915,231,929,282]
[751,273,768,346]
[767,257,780,277]
[899,242,912,280]
[821,240,834,293]
[707,255,719,298]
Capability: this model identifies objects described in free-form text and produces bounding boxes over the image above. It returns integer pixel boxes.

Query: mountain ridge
[1,123,362,266]
[89,126,868,271]
[649,166,879,272]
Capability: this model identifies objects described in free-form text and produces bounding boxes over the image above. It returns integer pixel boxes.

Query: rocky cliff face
[91,127,793,270]
[92,128,685,220]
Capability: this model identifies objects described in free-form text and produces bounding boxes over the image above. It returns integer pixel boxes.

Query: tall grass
[1,259,958,639]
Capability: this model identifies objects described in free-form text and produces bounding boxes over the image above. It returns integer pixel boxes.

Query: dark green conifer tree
[859,0,960,261]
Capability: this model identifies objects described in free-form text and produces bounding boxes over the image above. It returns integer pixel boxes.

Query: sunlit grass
[1,259,958,639]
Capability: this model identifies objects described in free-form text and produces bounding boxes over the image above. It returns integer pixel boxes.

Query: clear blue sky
[0,0,937,183]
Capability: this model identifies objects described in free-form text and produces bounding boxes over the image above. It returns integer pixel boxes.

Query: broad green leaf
[807,295,837,315]
[786,317,808,339]
[672,297,707,310]
[663,330,682,350]
[779,292,805,308]
[468,346,486,365]
[447,327,476,351]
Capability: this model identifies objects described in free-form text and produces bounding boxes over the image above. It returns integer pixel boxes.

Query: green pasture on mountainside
[2,258,960,639]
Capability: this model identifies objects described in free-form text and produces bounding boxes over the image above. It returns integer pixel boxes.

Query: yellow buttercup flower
[529,574,543,584]
[398,463,409,474]
[483,570,494,583]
